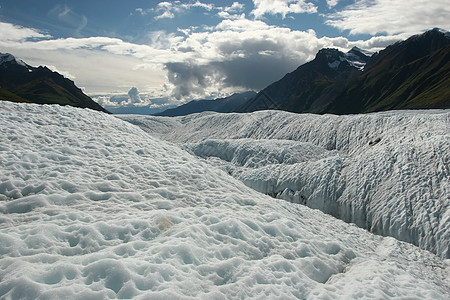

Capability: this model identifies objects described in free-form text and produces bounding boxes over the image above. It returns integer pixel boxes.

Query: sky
[0,0,449,113]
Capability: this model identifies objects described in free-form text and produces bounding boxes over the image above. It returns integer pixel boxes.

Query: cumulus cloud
[165,62,217,100]
[1,15,394,101]
[93,95,122,108]
[225,2,245,13]
[94,88,151,108]
[127,87,142,103]
[0,15,399,102]
[1,0,427,105]
[217,11,245,20]
[350,34,407,52]
[218,2,246,19]
[162,20,355,99]
[326,0,450,35]
[93,91,178,114]
[251,0,317,19]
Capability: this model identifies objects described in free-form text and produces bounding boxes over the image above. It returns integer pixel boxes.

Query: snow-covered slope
[120,110,450,259]
[1,102,449,298]
[323,47,371,71]
[0,53,28,68]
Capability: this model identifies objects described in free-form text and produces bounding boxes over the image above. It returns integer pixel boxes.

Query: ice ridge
[120,109,450,259]
[1,102,449,298]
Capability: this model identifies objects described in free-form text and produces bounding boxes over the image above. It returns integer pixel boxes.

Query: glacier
[0,101,449,299]
[120,109,449,259]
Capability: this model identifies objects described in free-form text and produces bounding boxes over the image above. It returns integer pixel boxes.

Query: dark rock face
[235,47,371,113]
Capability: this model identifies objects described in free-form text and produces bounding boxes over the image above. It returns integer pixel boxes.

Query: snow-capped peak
[0,52,28,67]
[316,48,345,70]
[318,48,370,71]
[344,47,372,70]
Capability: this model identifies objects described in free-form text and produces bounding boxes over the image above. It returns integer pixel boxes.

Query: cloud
[225,2,245,13]
[190,1,214,11]
[46,65,76,80]
[162,20,362,99]
[218,2,246,19]
[0,16,394,101]
[93,95,123,108]
[48,5,88,36]
[94,89,148,107]
[135,8,146,15]
[0,4,420,105]
[165,62,217,100]
[0,22,50,42]
[93,91,178,114]
[350,34,406,52]
[154,2,177,20]
[326,0,339,9]
[326,0,450,35]
[154,1,215,20]
[152,1,246,21]
[251,0,317,19]
[217,11,245,20]
[127,87,142,104]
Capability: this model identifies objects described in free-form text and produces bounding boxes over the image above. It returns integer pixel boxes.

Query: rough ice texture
[120,110,450,259]
[0,102,449,299]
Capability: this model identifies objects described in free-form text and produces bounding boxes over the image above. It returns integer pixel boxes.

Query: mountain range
[236,46,372,113]
[156,91,256,117]
[0,53,108,113]
[157,28,449,116]
[237,28,450,114]
[326,29,450,114]
[1,29,449,116]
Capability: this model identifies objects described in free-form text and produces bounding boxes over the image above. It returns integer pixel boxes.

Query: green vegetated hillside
[0,87,31,103]
[327,30,450,114]
[235,29,450,115]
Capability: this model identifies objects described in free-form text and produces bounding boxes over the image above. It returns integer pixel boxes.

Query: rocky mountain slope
[327,28,450,113]
[236,29,450,114]
[0,53,108,113]
[156,91,256,116]
[236,47,371,113]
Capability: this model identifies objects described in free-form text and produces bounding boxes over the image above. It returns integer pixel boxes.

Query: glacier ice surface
[0,101,448,299]
[120,109,450,259]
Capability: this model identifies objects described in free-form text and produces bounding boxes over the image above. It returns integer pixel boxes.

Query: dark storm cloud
[165,39,301,100]
[165,62,217,100]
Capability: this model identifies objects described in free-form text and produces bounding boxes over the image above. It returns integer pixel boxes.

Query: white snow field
[0,102,449,299]
[120,109,450,260]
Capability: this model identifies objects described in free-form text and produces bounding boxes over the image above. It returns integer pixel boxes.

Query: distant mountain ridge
[0,53,108,113]
[235,47,371,113]
[236,28,450,114]
[156,91,256,116]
